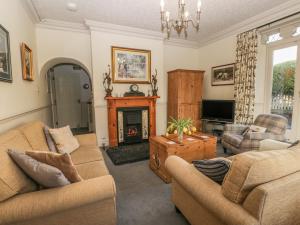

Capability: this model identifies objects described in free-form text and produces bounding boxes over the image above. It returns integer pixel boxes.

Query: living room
[0,0,300,225]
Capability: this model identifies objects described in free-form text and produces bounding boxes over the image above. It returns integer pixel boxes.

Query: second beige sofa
[0,121,116,225]
[166,145,300,225]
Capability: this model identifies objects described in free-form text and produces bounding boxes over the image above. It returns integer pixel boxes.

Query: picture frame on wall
[111,46,151,84]
[211,63,235,86]
[0,25,12,82]
[21,43,34,81]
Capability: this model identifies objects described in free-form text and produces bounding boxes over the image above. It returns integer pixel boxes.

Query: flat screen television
[202,100,235,122]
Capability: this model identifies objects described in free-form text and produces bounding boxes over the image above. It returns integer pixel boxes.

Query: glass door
[267,43,300,140]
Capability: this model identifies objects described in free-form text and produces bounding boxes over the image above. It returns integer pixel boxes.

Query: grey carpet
[102,143,229,225]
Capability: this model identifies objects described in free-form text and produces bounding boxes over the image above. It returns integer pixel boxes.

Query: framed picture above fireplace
[111,46,151,84]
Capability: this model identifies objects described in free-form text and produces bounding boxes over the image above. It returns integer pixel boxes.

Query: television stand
[201,119,233,143]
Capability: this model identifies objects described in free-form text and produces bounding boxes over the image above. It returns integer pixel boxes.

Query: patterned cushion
[222,133,243,147]
[193,157,231,184]
[254,114,287,135]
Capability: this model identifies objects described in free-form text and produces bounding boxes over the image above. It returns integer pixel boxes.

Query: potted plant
[166,117,196,143]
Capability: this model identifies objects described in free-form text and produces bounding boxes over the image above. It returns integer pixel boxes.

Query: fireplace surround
[105,96,159,147]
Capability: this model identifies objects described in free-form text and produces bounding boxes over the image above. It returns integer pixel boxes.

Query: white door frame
[264,39,300,140]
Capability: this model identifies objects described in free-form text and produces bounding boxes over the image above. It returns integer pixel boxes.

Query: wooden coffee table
[149,133,217,183]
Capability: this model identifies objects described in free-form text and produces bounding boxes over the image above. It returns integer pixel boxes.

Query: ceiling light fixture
[160,0,202,39]
[67,2,78,12]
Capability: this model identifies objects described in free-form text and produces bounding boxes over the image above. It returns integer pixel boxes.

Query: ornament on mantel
[151,69,159,96]
[103,65,113,97]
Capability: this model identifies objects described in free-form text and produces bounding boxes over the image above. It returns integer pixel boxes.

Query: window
[270,46,297,128]
[266,33,283,44]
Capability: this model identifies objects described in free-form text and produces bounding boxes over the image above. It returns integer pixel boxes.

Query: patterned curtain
[234,29,258,124]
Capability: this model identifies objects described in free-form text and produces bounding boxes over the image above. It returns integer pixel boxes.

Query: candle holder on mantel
[103,65,113,97]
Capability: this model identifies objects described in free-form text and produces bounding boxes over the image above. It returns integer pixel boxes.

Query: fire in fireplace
[117,107,149,145]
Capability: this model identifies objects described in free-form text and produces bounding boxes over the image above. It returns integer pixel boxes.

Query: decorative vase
[178,130,184,143]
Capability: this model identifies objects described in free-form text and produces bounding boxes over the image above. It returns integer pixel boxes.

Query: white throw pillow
[49,126,79,154]
[249,125,267,133]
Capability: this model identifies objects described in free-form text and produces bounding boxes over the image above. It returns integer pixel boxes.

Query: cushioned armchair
[222,114,288,154]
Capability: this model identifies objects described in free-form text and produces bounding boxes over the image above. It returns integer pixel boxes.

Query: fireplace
[117,107,149,145]
[105,96,158,147]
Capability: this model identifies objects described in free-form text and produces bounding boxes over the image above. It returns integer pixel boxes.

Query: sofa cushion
[0,130,37,202]
[18,121,49,151]
[26,151,82,183]
[75,133,98,146]
[44,126,57,152]
[71,146,103,165]
[222,133,243,147]
[49,126,79,154]
[192,157,232,184]
[75,161,109,179]
[8,149,70,188]
[222,149,300,203]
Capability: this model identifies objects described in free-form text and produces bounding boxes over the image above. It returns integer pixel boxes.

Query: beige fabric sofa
[165,145,300,225]
[0,121,116,225]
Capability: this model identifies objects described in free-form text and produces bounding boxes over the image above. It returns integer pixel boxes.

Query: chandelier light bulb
[166,11,170,21]
[160,0,165,12]
[197,0,202,12]
[185,11,189,20]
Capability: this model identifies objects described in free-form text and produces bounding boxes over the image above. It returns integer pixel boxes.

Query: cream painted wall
[198,35,236,100]
[197,35,267,118]
[36,27,92,74]
[35,26,201,145]
[90,31,165,145]
[0,0,50,133]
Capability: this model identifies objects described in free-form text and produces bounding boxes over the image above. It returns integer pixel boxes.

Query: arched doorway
[42,58,94,134]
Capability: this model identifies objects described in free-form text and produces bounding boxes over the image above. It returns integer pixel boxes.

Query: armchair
[222,114,288,154]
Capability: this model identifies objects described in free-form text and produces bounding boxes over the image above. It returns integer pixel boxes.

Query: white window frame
[264,36,300,140]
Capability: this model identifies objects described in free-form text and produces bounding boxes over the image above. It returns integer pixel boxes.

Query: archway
[41,58,94,134]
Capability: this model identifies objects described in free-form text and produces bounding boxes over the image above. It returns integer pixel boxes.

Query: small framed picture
[111,46,151,84]
[0,25,12,82]
[21,43,34,81]
[211,63,235,86]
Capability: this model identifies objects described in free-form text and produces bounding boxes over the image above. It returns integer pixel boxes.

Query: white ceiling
[30,0,294,42]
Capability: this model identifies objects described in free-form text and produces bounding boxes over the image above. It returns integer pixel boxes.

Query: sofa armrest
[165,156,258,225]
[223,124,249,135]
[75,133,98,146]
[0,175,116,224]
[259,139,290,151]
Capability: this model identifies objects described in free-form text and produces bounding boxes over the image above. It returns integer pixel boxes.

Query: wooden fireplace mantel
[105,96,160,147]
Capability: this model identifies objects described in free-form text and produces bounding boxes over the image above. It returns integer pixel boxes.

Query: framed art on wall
[21,43,34,81]
[0,25,12,82]
[111,46,151,83]
[211,63,235,86]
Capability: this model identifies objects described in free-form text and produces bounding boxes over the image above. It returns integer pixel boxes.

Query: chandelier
[160,0,202,39]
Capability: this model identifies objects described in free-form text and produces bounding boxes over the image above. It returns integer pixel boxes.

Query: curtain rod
[244,11,300,33]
